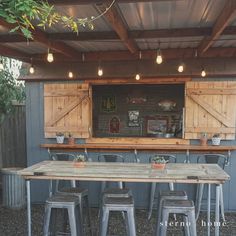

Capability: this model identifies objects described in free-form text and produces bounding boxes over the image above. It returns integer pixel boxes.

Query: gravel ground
[1,203,236,236]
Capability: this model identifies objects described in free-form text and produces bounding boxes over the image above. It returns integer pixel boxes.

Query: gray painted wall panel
[25,81,236,211]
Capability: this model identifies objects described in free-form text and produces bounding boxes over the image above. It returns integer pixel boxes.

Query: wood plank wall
[0,105,27,169]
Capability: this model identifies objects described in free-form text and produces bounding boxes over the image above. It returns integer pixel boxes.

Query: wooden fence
[0,105,26,168]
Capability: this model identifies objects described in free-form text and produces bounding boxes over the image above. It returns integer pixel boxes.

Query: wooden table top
[18,161,230,184]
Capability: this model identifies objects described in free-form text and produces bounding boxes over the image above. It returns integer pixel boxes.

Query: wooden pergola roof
[1,0,236,78]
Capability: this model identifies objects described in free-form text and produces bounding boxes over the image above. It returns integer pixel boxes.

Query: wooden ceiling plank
[198,0,236,55]
[96,2,139,53]
[0,19,81,59]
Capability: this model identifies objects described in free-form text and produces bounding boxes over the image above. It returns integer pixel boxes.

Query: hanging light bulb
[0,59,4,71]
[98,66,103,77]
[135,73,140,80]
[29,64,35,74]
[178,64,184,73]
[156,49,163,64]
[201,68,206,77]
[47,49,54,63]
[68,71,73,78]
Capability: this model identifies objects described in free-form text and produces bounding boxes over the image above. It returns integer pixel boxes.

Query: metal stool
[195,154,227,221]
[156,190,188,235]
[148,154,177,219]
[159,199,197,236]
[99,196,136,236]
[43,194,83,236]
[103,187,131,198]
[49,152,91,234]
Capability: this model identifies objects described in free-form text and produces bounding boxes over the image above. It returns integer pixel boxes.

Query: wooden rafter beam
[2,26,236,43]
[0,19,82,59]
[198,0,236,55]
[29,47,236,62]
[48,0,181,5]
[96,2,139,53]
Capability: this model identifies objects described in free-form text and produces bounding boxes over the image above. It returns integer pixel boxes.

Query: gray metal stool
[159,199,197,236]
[49,152,91,234]
[99,196,136,236]
[156,190,188,235]
[148,154,177,219]
[43,194,83,236]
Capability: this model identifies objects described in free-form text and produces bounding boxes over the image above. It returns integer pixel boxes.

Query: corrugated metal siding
[213,35,236,47]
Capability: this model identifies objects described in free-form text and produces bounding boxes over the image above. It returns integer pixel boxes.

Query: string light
[178,64,184,73]
[135,73,140,80]
[68,71,73,78]
[201,68,206,77]
[98,66,103,77]
[156,42,163,64]
[47,49,54,63]
[29,64,35,74]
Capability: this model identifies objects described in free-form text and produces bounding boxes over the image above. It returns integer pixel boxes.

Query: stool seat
[103,196,134,206]
[46,194,80,205]
[103,187,131,198]
[160,190,187,198]
[59,187,88,195]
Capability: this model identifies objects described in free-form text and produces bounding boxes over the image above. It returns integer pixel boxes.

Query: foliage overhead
[0,0,114,39]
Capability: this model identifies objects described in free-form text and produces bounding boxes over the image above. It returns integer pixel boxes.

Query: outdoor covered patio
[1,0,236,236]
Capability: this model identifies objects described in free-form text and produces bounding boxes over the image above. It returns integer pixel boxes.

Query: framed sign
[101,95,116,112]
[146,117,168,134]
[128,110,139,127]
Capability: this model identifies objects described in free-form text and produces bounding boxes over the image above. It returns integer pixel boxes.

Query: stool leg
[188,211,197,236]
[78,195,84,234]
[43,204,51,236]
[85,195,92,236]
[148,183,156,220]
[99,207,109,236]
[219,185,226,222]
[127,208,136,236]
[124,212,130,236]
[156,197,163,236]
[195,183,204,220]
[160,209,169,236]
[101,181,106,193]
[68,206,80,236]
[183,215,190,236]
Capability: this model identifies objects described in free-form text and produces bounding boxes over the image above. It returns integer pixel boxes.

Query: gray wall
[26,81,236,211]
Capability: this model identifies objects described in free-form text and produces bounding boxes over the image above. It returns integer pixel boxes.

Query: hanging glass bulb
[178,64,184,73]
[156,49,163,64]
[47,49,54,63]
[98,66,103,77]
[201,69,206,77]
[68,71,73,78]
[135,73,140,80]
[0,59,4,71]
[29,64,35,74]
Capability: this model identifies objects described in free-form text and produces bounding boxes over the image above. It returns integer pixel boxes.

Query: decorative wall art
[126,96,147,104]
[109,116,120,133]
[128,110,140,127]
[101,95,116,112]
[146,117,168,134]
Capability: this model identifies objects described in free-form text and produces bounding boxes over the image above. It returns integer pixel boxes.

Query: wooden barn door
[185,81,236,140]
[44,83,91,138]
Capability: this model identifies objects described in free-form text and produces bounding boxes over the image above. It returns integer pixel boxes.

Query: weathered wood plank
[18,161,230,184]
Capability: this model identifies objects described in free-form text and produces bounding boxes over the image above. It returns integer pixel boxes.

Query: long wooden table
[19,161,230,236]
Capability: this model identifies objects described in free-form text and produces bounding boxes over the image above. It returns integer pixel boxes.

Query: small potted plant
[200,132,208,146]
[56,132,64,144]
[73,154,86,167]
[151,156,168,169]
[68,132,75,145]
[212,133,221,146]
